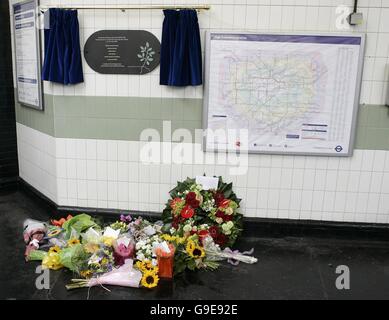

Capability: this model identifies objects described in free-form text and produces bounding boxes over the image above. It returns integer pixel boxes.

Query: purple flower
[120,214,132,223]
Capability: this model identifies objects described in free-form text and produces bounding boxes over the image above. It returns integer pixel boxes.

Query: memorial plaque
[84,30,161,75]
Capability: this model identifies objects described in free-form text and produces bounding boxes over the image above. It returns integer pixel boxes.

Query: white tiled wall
[8,0,389,104]
[17,124,389,223]
[17,124,57,202]
[10,1,389,223]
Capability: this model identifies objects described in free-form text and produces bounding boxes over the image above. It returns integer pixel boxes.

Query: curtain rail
[39,4,211,11]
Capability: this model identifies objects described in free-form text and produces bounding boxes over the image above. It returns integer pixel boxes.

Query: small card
[196,176,219,190]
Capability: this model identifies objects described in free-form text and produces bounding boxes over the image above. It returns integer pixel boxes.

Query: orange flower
[170,198,182,210]
[51,215,73,227]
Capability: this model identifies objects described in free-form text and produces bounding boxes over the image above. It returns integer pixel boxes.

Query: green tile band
[15,93,389,150]
[15,94,55,136]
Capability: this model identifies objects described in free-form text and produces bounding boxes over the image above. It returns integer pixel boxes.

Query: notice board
[12,0,43,110]
[203,32,365,156]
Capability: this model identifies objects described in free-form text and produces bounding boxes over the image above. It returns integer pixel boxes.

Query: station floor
[0,188,388,300]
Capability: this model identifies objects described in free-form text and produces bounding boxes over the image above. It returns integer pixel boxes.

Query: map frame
[202,31,366,157]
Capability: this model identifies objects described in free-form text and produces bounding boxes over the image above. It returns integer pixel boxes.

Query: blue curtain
[160,10,202,87]
[42,9,84,85]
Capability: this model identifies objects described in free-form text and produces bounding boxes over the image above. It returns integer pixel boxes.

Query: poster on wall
[203,32,365,157]
[12,0,43,110]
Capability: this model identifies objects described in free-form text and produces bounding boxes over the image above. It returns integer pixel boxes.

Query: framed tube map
[12,0,43,110]
[203,32,365,157]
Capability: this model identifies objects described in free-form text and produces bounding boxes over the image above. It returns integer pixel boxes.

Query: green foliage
[59,244,90,273]
[28,250,47,261]
[62,214,97,239]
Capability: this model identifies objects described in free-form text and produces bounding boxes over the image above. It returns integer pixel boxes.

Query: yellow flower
[185,240,196,253]
[176,237,186,245]
[141,271,159,289]
[84,242,99,254]
[67,238,80,247]
[186,244,205,259]
[47,229,62,238]
[136,260,159,274]
[42,252,63,270]
[49,246,61,254]
[80,270,93,279]
[161,234,173,242]
[101,236,114,247]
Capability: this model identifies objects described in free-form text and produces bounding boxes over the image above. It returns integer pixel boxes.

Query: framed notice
[203,32,365,157]
[12,0,43,110]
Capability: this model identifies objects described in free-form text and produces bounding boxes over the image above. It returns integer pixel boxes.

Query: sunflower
[67,238,80,247]
[49,246,61,254]
[186,244,205,259]
[141,271,159,289]
[136,260,159,274]
[186,240,196,252]
[47,229,62,238]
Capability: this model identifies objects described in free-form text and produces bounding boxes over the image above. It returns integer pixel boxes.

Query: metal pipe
[353,0,358,13]
[39,4,211,11]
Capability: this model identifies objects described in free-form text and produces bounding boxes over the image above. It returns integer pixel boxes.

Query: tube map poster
[204,33,365,156]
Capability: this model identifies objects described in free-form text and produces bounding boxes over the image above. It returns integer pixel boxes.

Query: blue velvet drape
[160,10,202,87]
[42,9,84,85]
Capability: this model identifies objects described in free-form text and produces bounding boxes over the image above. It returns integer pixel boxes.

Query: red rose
[223,214,233,222]
[215,210,224,218]
[216,210,232,222]
[172,215,181,229]
[208,226,219,239]
[215,233,228,247]
[181,205,195,219]
[214,192,225,207]
[198,230,209,240]
[185,192,200,209]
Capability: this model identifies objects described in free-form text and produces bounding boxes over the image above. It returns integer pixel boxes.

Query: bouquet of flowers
[24,176,257,294]
[162,177,243,249]
[66,259,142,290]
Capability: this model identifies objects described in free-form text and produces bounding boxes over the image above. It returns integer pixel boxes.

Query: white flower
[152,259,158,266]
[137,253,145,261]
[216,218,223,224]
[170,228,176,235]
[222,221,234,232]
[192,226,198,232]
[225,207,234,215]
[183,224,192,233]
[136,241,145,250]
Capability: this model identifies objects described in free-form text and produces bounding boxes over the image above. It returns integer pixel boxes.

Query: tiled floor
[0,189,388,300]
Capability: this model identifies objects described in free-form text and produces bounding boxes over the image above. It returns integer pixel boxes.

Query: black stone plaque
[84,30,161,75]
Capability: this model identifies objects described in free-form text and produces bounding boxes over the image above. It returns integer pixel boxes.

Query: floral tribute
[162,177,243,249]
[23,177,256,294]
